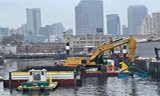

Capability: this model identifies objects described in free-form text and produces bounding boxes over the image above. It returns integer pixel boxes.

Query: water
[136,42,160,57]
[0,59,160,96]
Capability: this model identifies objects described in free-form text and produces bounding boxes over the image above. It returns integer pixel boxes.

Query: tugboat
[17,69,58,91]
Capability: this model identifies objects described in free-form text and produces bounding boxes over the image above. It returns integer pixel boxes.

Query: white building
[152,12,160,34]
[139,12,160,35]
[0,45,17,55]
[139,15,153,35]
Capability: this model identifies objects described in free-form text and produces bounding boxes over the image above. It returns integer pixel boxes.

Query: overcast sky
[0,0,160,32]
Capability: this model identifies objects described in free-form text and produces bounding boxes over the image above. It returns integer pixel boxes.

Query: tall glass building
[128,5,148,35]
[106,14,121,35]
[26,8,41,42]
[75,0,104,35]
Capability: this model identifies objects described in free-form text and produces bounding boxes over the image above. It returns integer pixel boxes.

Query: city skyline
[0,0,160,33]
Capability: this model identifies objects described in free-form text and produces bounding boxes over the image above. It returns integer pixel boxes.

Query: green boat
[17,69,58,91]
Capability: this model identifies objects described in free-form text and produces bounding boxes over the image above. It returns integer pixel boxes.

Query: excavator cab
[95,53,107,64]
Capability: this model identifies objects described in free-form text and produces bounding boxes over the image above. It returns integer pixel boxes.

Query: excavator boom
[64,35,136,67]
[90,35,136,62]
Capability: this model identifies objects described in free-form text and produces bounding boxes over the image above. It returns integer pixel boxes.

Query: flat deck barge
[4,66,82,88]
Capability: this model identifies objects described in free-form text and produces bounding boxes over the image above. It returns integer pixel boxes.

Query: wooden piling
[9,72,12,93]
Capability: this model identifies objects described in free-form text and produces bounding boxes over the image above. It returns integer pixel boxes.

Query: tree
[1,34,24,46]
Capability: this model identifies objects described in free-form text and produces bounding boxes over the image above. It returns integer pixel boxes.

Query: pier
[136,59,160,79]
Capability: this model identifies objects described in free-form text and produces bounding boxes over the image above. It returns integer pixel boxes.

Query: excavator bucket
[118,63,150,78]
[119,62,129,71]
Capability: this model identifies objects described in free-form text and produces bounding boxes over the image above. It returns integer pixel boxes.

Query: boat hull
[16,82,58,91]
[4,79,82,88]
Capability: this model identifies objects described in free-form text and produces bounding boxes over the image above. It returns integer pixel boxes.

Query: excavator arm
[90,35,136,62]
[64,35,136,67]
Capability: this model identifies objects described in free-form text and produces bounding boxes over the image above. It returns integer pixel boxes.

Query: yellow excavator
[64,35,136,70]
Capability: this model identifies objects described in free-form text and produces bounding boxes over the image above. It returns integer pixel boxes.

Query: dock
[135,59,160,79]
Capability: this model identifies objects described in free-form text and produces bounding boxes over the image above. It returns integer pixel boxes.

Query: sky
[0,0,160,32]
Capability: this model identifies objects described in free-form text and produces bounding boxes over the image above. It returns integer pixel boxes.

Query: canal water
[136,41,160,57]
[0,59,160,96]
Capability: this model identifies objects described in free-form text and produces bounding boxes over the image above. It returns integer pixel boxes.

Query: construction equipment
[64,35,136,70]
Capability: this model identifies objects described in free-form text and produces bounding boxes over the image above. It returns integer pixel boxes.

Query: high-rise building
[26,8,41,42]
[0,27,9,41]
[106,14,121,35]
[152,12,160,34]
[63,29,73,36]
[50,23,65,39]
[139,12,160,35]
[16,24,27,35]
[128,5,148,35]
[39,25,51,38]
[39,23,65,39]
[139,15,153,35]
[122,25,129,35]
[75,0,104,35]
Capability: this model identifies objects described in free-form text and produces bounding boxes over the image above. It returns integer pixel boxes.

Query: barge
[4,66,82,89]
[4,59,136,89]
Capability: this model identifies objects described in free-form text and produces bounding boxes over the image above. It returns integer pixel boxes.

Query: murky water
[0,59,160,96]
[136,42,160,57]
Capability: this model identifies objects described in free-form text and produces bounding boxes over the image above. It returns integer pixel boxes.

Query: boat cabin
[28,69,47,82]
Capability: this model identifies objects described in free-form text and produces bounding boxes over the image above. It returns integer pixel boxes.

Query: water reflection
[73,77,107,96]
[156,81,160,95]
[21,91,50,96]
[130,79,138,96]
